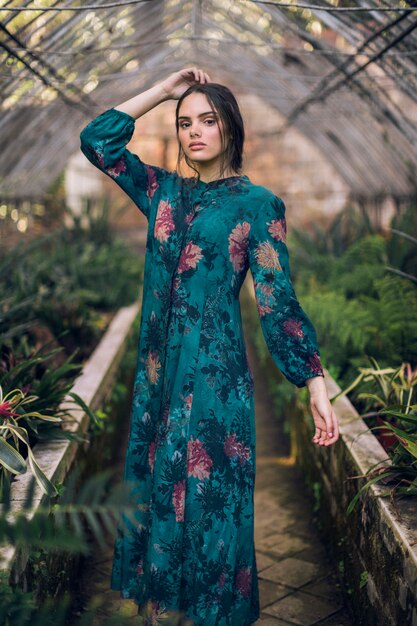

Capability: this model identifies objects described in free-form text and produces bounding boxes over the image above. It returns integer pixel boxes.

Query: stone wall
[290,375,417,626]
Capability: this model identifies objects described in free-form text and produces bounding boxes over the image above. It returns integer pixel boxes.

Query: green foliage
[0,471,136,553]
[0,199,143,499]
[0,198,144,623]
[0,344,90,499]
[359,570,369,589]
[0,471,141,626]
[291,205,417,387]
[386,205,417,279]
[249,202,417,514]
[0,198,144,364]
[1,346,81,420]
[334,358,417,512]
[0,377,69,500]
[290,205,374,261]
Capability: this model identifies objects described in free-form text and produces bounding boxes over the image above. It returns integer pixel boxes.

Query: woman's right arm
[79,68,210,220]
[79,100,167,221]
[113,67,210,118]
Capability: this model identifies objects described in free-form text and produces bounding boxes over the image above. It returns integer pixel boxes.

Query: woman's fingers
[324,409,340,445]
[312,428,321,443]
[310,393,341,447]
[310,400,340,446]
[182,67,210,84]
[319,410,340,446]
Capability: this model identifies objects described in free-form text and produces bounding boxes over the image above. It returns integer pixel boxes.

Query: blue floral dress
[80,108,324,626]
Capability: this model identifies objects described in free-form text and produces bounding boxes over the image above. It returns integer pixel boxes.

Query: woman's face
[177,92,227,166]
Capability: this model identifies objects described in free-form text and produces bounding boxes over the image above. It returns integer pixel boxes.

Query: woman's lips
[189,144,206,150]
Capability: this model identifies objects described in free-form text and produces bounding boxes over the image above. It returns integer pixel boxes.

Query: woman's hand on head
[160,67,211,100]
[306,376,340,447]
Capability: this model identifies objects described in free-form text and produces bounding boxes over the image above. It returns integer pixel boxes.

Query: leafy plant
[290,206,417,387]
[0,197,145,622]
[333,357,417,512]
[0,384,61,497]
[0,342,106,500]
[0,471,141,626]
[1,198,144,364]
[385,204,417,281]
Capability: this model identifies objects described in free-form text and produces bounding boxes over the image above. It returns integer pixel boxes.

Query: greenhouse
[1,2,416,626]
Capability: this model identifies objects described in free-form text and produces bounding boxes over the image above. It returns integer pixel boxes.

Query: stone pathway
[250,334,352,626]
[74,310,353,626]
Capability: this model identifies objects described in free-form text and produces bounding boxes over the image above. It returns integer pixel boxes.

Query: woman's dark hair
[175,83,245,181]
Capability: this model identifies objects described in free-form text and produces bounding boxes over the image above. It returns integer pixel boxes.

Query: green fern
[2,472,132,549]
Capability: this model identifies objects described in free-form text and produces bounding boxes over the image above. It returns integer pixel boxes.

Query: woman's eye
[179,119,216,128]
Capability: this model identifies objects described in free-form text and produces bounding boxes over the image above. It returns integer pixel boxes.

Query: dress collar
[187,175,250,190]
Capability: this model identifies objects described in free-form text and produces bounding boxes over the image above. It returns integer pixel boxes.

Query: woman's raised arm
[114,68,211,118]
[79,68,211,219]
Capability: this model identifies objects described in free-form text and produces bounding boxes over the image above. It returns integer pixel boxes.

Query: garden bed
[0,301,140,583]
[293,371,417,626]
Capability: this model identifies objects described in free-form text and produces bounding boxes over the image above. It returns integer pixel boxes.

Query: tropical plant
[333,357,417,512]
[0,384,61,498]
[0,343,98,500]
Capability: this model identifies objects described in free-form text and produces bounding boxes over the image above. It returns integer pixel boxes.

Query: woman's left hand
[306,376,340,446]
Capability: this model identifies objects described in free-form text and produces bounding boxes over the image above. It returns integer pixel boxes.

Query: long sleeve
[79,107,169,220]
[248,194,324,388]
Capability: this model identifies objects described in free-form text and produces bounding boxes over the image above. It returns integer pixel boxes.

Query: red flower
[106,156,127,177]
[307,351,323,375]
[187,437,213,479]
[0,401,19,419]
[178,242,203,273]
[224,433,251,465]
[173,480,185,522]
[404,362,417,385]
[268,218,286,242]
[154,200,175,242]
[254,281,276,317]
[146,165,159,200]
[235,567,252,598]
[228,221,250,272]
[283,318,304,338]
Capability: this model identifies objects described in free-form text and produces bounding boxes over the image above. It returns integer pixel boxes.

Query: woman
[80,67,339,626]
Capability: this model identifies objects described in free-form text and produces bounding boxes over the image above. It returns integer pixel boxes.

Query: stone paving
[251,344,352,626]
[74,333,353,626]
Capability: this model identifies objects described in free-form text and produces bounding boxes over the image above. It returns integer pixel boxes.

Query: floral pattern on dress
[80,107,324,626]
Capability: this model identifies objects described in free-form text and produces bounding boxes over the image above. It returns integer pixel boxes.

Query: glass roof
[1,0,416,199]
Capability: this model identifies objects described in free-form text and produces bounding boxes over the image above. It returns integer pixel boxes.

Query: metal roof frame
[1,0,416,199]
